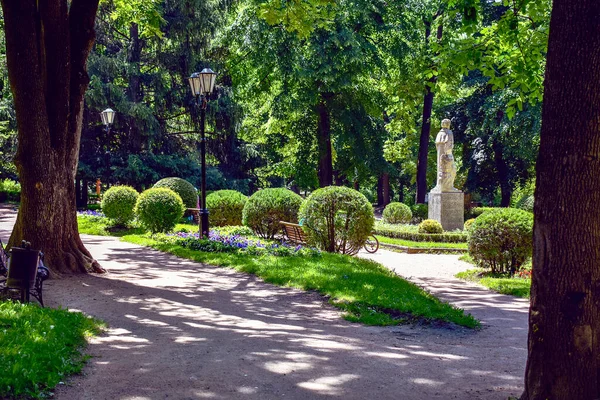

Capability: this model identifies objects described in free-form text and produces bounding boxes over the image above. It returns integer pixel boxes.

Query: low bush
[212,225,254,237]
[0,179,20,202]
[411,204,428,222]
[471,207,496,217]
[242,188,303,239]
[515,195,534,212]
[382,202,412,224]
[299,186,374,254]
[464,218,476,232]
[153,177,197,208]
[206,190,248,226]
[468,208,533,274]
[135,188,185,233]
[374,222,467,243]
[418,219,443,234]
[101,186,139,225]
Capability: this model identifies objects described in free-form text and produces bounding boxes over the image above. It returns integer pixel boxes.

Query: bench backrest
[280,221,307,245]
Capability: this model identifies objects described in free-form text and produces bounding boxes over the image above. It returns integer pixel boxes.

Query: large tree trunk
[522,1,600,399]
[415,20,443,204]
[317,97,333,187]
[1,0,103,275]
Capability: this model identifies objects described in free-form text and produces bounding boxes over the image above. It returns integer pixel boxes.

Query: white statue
[432,119,459,192]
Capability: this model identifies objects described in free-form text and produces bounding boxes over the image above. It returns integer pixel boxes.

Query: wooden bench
[280,221,307,245]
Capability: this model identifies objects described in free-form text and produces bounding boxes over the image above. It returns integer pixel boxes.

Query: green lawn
[0,302,104,399]
[377,235,468,250]
[78,216,479,328]
[455,269,531,298]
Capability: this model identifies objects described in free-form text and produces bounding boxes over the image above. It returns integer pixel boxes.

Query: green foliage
[374,222,467,243]
[206,190,248,227]
[153,177,197,209]
[298,186,374,254]
[468,208,533,274]
[377,235,468,250]
[471,207,497,217]
[464,218,476,231]
[455,269,530,298]
[211,225,254,237]
[0,302,104,399]
[101,186,139,225]
[135,188,185,233]
[382,202,412,224]
[0,179,20,202]
[411,204,428,222]
[242,188,303,239]
[120,235,478,328]
[418,219,444,234]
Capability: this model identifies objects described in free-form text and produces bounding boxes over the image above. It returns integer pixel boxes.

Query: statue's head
[441,119,451,129]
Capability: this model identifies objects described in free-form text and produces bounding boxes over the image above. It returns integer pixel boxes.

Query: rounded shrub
[468,208,533,274]
[382,202,412,224]
[464,218,476,232]
[153,177,197,208]
[101,186,139,225]
[418,219,443,234]
[206,190,248,227]
[298,186,374,255]
[242,188,303,239]
[135,188,185,233]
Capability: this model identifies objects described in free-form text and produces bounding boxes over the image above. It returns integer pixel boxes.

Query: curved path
[0,208,528,399]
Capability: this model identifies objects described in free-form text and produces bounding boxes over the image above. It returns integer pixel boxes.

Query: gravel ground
[0,207,529,400]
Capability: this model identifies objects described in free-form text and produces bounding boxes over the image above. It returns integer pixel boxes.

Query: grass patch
[0,302,104,399]
[123,234,479,328]
[77,216,478,328]
[378,235,468,250]
[455,269,531,298]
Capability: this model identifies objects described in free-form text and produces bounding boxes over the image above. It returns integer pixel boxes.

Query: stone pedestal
[428,191,464,231]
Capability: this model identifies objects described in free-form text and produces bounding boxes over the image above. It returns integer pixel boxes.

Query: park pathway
[0,207,529,399]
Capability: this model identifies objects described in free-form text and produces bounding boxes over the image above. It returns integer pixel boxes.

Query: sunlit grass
[377,235,468,250]
[0,302,104,399]
[455,269,531,298]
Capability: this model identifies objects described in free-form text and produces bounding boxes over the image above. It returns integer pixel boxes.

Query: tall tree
[523,1,600,399]
[1,0,103,273]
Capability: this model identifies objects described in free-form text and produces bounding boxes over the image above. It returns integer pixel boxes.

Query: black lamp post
[100,108,115,188]
[188,68,217,238]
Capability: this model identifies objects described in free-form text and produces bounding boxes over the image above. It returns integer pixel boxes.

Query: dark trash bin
[6,246,41,303]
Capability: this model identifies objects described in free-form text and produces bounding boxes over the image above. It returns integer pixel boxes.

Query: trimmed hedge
[206,190,248,227]
[382,202,412,224]
[135,188,185,233]
[419,219,443,234]
[468,208,533,274]
[0,179,20,202]
[242,188,303,239]
[101,186,139,225]
[471,207,497,217]
[153,177,197,208]
[299,186,374,255]
[374,222,467,243]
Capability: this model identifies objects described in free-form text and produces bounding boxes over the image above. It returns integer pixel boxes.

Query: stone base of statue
[428,190,464,231]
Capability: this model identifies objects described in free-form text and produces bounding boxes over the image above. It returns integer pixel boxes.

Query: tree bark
[492,138,512,207]
[415,20,443,204]
[381,172,390,206]
[317,97,333,187]
[1,0,103,275]
[522,1,600,399]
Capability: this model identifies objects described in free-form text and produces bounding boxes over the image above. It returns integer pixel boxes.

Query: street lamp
[100,108,115,189]
[188,68,217,238]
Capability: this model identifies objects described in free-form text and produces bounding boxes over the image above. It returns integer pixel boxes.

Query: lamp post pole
[199,95,209,238]
[100,108,116,192]
[189,68,217,238]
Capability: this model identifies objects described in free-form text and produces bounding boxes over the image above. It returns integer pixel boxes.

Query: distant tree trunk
[1,0,103,274]
[377,176,383,206]
[381,172,390,206]
[127,22,143,152]
[353,180,359,191]
[415,19,443,204]
[522,1,600,399]
[398,181,404,202]
[317,97,333,187]
[492,138,512,207]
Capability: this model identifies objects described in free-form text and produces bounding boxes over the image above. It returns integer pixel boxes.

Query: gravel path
[0,208,529,399]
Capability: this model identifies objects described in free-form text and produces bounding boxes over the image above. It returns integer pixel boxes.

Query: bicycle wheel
[364,235,379,253]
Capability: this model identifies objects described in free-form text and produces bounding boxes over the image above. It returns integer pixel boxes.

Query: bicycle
[363,234,379,253]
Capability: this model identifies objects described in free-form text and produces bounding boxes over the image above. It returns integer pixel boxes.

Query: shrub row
[0,179,20,202]
[374,222,467,243]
